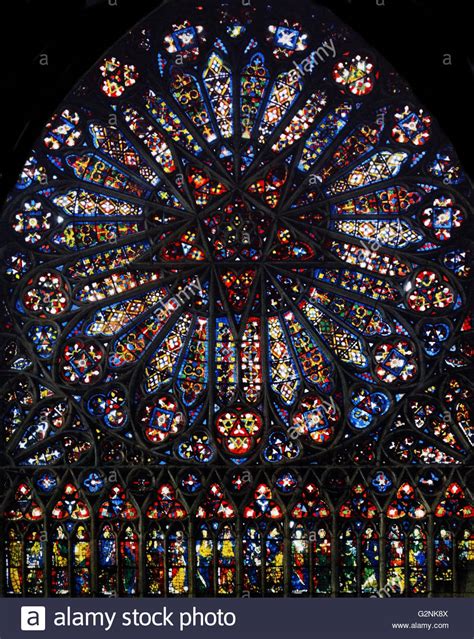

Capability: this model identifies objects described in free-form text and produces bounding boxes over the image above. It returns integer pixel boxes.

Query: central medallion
[201,195,273,262]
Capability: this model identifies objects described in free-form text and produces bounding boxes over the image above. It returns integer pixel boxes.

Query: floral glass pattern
[0,0,473,597]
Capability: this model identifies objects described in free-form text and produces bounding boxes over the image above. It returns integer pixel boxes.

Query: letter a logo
[21,606,46,632]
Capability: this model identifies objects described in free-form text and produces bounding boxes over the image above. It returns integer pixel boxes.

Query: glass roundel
[1,0,473,473]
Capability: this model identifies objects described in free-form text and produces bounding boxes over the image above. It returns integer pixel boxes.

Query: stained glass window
[0,0,473,598]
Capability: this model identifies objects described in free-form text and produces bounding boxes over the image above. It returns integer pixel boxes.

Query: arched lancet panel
[311,523,332,596]
[408,524,428,595]
[144,482,189,596]
[338,524,357,595]
[361,525,380,595]
[265,524,285,596]
[24,526,45,596]
[98,524,118,597]
[243,524,262,596]
[386,523,406,595]
[290,522,310,595]
[145,524,165,596]
[119,524,140,596]
[338,482,380,596]
[49,480,92,596]
[51,524,69,596]
[167,525,189,596]
[73,524,91,596]
[457,523,474,595]
[5,526,24,596]
[385,521,429,596]
[217,523,237,596]
[195,523,214,595]
[385,482,429,596]
[434,524,454,593]
[194,481,238,596]
[2,481,45,596]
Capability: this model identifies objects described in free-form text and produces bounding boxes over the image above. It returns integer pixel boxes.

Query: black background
[0,0,472,203]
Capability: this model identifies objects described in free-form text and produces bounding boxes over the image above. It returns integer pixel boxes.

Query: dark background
[0,0,472,202]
